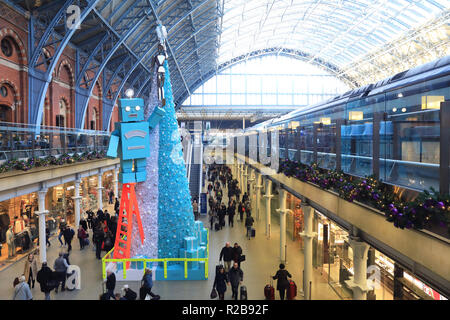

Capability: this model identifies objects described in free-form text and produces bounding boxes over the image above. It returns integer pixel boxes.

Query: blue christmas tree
[157,60,196,259]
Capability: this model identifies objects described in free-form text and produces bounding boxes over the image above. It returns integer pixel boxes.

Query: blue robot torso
[117,121,151,160]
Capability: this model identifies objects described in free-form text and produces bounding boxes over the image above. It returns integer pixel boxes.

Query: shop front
[311,208,448,300]
[0,169,116,267]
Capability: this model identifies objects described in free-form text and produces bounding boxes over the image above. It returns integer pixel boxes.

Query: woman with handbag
[212,266,229,300]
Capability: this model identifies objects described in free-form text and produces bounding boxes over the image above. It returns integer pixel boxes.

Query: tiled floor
[0,177,341,300]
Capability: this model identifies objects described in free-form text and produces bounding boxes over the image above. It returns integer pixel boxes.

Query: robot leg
[120,159,135,183]
[135,158,147,182]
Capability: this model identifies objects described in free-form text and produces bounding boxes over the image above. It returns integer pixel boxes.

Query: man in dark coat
[94,225,105,259]
[228,262,243,300]
[245,215,254,240]
[227,201,236,227]
[219,242,234,272]
[238,202,244,222]
[63,226,75,252]
[36,262,54,300]
[232,243,243,268]
[105,270,116,300]
[272,263,293,300]
[86,209,94,230]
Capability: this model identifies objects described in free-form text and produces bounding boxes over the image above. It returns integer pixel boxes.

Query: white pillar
[97,172,104,210]
[255,172,263,221]
[36,189,49,263]
[72,178,82,230]
[263,178,273,237]
[243,166,248,194]
[346,237,370,300]
[113,165,119,200]
[300,205,317,300]
[276,189,288,264]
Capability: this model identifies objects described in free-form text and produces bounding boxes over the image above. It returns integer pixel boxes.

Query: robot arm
[106,129,120,158]
[148,106,166,130]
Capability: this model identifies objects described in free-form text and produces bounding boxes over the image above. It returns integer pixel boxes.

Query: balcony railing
[0,122,110,162]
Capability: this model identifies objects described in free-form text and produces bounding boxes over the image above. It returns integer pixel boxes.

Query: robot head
[119,98,145,122]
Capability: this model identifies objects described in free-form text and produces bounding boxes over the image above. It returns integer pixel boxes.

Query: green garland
[0,150,106,174]
[278,159,450,233]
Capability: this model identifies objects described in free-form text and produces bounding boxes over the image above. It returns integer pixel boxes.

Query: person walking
[53,252,69,293]
[12,275,32,300]
[23,253,39,289]
[219,242,234,272]
[45,227,51,247]
[227,201,236,227]
[104,270,116,300]
[192,199,199,221]
[213,266,229,300]
[36,262,54,300]
[238,202,244,222]
[245,215,255,240]
[94,224,105,259]
[77,225,88,250]
[80,216,88,232]
[63,225,75,252]
[140,268,159,300]
[218,204,226,229]
[272,264,293,300]
[86,209,94,230]
[114,198,120,215]
[228,262,244,300]
[108,189,114,205]
[232,243,243,268]
[58,220,67,247]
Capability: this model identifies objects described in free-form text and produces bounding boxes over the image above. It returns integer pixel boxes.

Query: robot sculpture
[107,90,165,261]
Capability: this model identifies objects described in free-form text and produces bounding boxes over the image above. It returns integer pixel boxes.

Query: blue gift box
[194,221,203,234]
[180,248,200,268]
[183,236,199,251]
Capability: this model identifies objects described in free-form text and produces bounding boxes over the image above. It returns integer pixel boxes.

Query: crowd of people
[206,164,254,238]
[11,195,122,300]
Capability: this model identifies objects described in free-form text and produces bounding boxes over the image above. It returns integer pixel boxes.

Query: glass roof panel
[217,0,450,69]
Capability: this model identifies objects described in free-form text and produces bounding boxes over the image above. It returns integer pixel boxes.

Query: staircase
[188,142,202,201]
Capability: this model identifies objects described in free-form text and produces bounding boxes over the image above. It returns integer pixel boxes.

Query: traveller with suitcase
[245,215,254,240]
[228,262,244,300]
[272,263,293,300]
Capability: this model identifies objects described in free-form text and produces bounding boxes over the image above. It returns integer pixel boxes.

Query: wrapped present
[197,246,207,259]
[199,228,208,244]
[194,221,203,234]
[183,236,199,251]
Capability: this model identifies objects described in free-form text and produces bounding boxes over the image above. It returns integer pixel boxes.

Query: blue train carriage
[244,55,450,192]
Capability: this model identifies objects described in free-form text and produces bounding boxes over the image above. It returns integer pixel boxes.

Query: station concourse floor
[0,183,340,300]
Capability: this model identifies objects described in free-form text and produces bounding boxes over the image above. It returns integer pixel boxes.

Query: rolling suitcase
[214,223,220,231]
[251,228,256,237]
[240,285,248,300]
[287,280,297,300]
[264,278,275,300]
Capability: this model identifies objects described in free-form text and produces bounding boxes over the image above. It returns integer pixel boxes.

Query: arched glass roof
[218,0,449,69]
[13,0,449,124]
